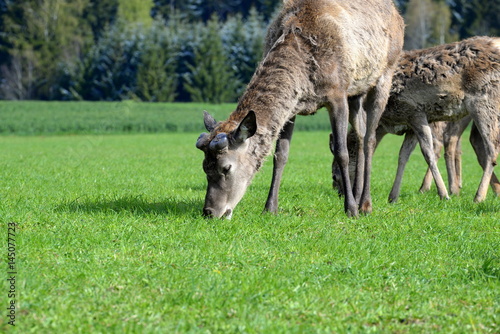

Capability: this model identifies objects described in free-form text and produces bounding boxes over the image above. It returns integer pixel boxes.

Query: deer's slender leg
[264,116,296,213]
[328,93,358,217]
[348,95,366,204]
[411,117,450,200]
[468,99,499,202]
[469,122,500,197]
[443,116,470,195]
[389,132,418,203]
[456,138,463,189]
[359,70,393,214]
[420,122,444,193]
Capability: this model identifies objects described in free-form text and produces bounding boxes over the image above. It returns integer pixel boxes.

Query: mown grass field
[0,101,332,135]
[1,102,499,333]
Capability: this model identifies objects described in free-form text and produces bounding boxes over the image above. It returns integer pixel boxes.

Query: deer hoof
[360,201,372,215]
[346,208,359,218]
[474,194,486,203]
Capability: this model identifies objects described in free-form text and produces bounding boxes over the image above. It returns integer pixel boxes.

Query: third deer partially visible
[332,36,500,203]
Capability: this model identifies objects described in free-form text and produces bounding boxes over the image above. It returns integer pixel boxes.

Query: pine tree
[136,19,178,102]
[83,0,118,41]
[116,0,153,27]
[184,14,239,103]
[79,23,144,100]
[221,8,265,96]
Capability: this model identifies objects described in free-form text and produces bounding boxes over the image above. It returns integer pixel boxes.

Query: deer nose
[203,208,214,218]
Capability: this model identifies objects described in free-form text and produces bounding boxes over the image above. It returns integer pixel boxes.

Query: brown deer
[196,0,404,218]
[331,36,500,203]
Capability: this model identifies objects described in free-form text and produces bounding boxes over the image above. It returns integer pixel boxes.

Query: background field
[0,102,499,332]
[0,101,332,135]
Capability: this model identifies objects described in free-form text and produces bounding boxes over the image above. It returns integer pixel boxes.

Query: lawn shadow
[56,195,204,218]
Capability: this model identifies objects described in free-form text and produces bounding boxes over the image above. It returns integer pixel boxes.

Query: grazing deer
[331,36,500,203]
[196,0,404,218]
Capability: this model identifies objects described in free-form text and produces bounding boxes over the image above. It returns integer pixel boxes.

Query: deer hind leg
[327,93,358,217]
[389,131,418,203]
[264,116,296,213]
[443,116,470,196]
[469,121,500,198]
[411,117,450,200]
[359,70,394,214]
[420,123,443,193]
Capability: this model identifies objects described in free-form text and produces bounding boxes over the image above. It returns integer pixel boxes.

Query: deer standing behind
[331,118,500,201]
[332,36,500,202]
[196,0,404,218]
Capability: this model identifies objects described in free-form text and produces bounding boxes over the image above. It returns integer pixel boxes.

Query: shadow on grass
[56,195,204,218]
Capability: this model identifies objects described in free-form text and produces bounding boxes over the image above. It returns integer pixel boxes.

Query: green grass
[1,128,499,332]
[0,101,331,135]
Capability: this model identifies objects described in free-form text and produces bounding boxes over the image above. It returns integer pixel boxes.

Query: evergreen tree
[136,19,178,102]
[221,8,265,95]
[184,14,239,103]
[78,23,143,100]
[0,0,92,99]
[462,0,500,37]
[116,0,153,27]
[83,0,118,41]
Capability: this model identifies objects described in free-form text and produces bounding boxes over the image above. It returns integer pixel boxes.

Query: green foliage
[152,0,281,22]
[0,0,92,99]
[83,0,118,41]
[183,14,240,104]
[460,0,500,37]
[221,8,267,95]
[136,20,179,102]
[404,0,454,49]
[1,130,499,332]
[78,23,144,101]
[116,0,154,27]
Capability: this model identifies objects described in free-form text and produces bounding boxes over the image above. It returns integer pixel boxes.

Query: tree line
[0,0,498,102]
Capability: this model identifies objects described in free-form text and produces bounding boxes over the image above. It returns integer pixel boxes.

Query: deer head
[196,110,258,219]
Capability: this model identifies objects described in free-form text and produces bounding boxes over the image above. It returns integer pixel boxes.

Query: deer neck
[228,38,317,170]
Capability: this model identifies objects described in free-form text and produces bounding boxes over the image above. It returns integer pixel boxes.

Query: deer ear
[234,110,257,142]
[203,111,217,132]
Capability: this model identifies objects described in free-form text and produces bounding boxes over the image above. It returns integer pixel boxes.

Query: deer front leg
[389,131,418,203]
[328,94,358,217]
[264,116,296,213]
[411,119,449,200]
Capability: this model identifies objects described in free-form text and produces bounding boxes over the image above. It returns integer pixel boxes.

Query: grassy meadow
[0,101,499,333]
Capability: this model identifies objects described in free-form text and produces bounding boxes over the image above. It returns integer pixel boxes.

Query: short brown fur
[197,0,404,218]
